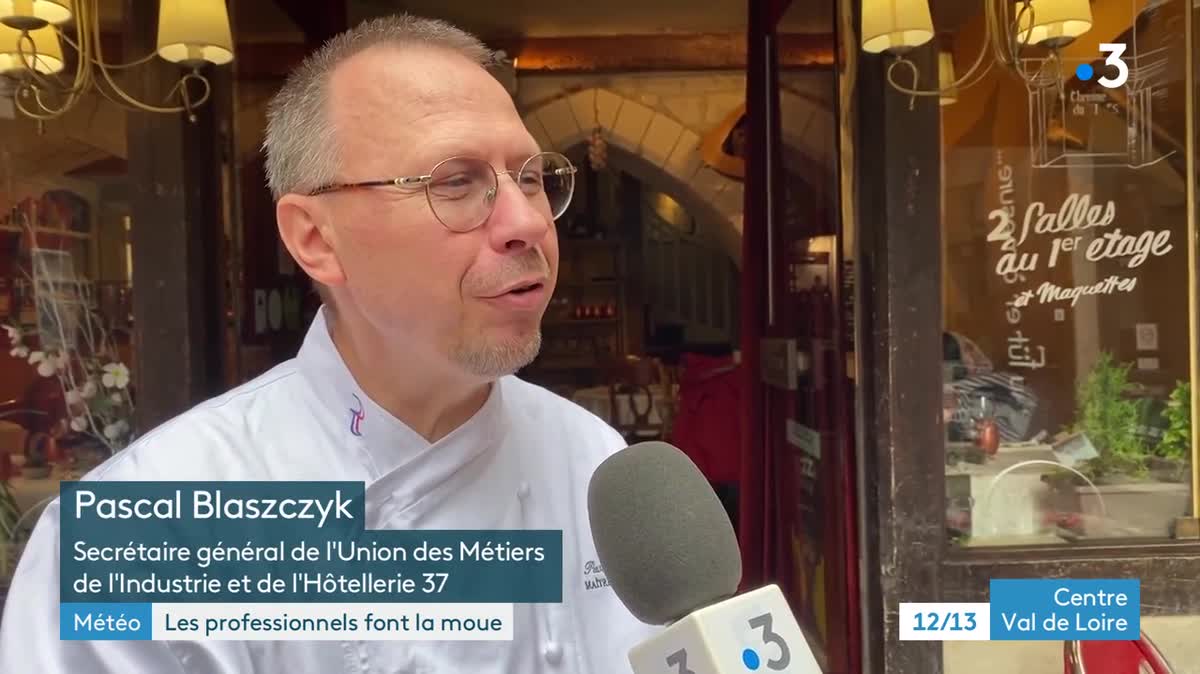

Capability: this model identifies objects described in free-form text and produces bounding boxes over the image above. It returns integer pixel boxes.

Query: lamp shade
[1017,0,1093,48]
[861,0,935,53]
[939,51,958,105]
[0,23,63,74]
[156,0,234,66]
[0,0,71,31]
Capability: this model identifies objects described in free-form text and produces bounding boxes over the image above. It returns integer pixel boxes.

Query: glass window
[939,0,1196,546]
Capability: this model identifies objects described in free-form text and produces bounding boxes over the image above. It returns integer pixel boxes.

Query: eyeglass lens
[427,153,574,231]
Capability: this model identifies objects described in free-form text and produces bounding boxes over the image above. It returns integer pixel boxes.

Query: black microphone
[588,441,820,673]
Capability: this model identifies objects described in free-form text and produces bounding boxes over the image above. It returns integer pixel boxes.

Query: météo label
[989,579,1139,641]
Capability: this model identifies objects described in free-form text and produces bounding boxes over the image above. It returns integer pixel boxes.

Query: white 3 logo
[1097,43,1129,89]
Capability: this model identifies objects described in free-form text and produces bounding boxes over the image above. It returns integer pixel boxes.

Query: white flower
[28,350,44,365]
[4,325,19,344]
[81,380,98,399]
[66,389,83,405]
[102,363,131,389]
[36,359,56,377]
[70,416,88,432]
[9,345,28,359]
[103,420,129,440]
[110,392,123,404]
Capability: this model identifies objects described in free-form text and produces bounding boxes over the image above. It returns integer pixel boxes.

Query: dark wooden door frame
[850,14,946,674]
[125,0,230,431]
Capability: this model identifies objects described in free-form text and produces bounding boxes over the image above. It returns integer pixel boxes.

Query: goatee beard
[453,330,543,378]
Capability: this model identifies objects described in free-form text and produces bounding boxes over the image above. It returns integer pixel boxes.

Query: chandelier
[861,0,1094,104]
[0,0,234,122]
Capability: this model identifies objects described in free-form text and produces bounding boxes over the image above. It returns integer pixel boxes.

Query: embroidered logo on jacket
[349,394,365,437]
[583,559,610,591]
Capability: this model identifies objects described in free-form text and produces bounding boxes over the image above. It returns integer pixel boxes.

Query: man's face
[322,45,559,378]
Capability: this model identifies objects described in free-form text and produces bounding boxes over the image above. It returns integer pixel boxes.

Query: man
[0,14,657,673]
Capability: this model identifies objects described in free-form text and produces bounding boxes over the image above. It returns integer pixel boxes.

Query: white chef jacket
[0,308,658,673]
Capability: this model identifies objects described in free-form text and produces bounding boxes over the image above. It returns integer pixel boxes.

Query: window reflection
[940,0,1194,547]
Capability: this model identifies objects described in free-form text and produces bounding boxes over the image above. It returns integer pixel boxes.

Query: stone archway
[520,86,836,263]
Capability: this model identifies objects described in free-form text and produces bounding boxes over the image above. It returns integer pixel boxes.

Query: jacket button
[543,641,563,665]
[517,482,531,499]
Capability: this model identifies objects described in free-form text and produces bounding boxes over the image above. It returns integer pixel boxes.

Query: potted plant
[1072,353,1148,482]
[1062,354,1190,537]
[1149,380,1192,483]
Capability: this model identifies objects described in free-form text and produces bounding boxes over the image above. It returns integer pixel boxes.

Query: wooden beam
[271,0,347,48]
[124,0,229,432]
[233,42,310,80]
[854,35,945,674]
[494,33,833,72]
[89,31,833,83]
[238,33,836,80]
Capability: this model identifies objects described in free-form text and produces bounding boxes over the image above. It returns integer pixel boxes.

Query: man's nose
[485,176,552,253]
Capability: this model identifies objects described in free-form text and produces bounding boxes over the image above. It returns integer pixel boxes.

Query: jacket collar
[294,307,509,486]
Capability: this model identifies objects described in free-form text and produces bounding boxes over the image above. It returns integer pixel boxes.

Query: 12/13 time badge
[899,603,991,641]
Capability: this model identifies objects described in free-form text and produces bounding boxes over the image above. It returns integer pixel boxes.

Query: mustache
[466,249,551,294]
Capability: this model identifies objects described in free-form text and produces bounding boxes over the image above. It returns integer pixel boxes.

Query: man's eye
[439,174,473,188]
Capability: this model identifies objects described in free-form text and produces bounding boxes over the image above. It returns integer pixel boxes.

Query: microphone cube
[628,584,822,673]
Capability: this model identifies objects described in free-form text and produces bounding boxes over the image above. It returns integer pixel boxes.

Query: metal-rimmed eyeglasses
[307,151,578,233]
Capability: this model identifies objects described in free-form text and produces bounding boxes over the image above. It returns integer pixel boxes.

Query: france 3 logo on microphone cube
[627,584,821,673]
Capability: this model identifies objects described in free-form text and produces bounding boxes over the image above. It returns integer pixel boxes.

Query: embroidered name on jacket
[583,560,610,591]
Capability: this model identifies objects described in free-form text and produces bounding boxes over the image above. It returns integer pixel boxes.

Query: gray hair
[262,14,496,201]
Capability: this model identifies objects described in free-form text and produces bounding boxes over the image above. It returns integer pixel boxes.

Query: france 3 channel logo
[898,579,1140,642]
[1076,43,1129,89]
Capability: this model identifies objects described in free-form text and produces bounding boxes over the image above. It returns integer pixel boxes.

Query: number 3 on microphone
[665,648,696,674]
[664,612,790,673]
[748,612,791,670]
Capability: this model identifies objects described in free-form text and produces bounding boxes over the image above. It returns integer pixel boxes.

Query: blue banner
[59,481,562,604]
[989,579,1140,641]
[61,603,153,640]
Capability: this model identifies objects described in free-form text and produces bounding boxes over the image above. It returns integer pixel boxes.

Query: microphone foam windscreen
[587,441,742,625]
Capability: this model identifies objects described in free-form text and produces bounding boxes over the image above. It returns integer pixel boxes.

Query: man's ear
[276,194,347,288]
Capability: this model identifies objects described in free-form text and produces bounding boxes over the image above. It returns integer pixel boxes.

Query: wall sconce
[0,22,61,74]
[0,0,234,122]
[861,0,934,54]
[1017,0,1093,49]
[0,1,70,30]
[861,0,1093,105]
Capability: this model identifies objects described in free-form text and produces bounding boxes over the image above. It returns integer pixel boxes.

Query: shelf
[544,318,619,327]
[557,280,622,289]
[0,225,91,240]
